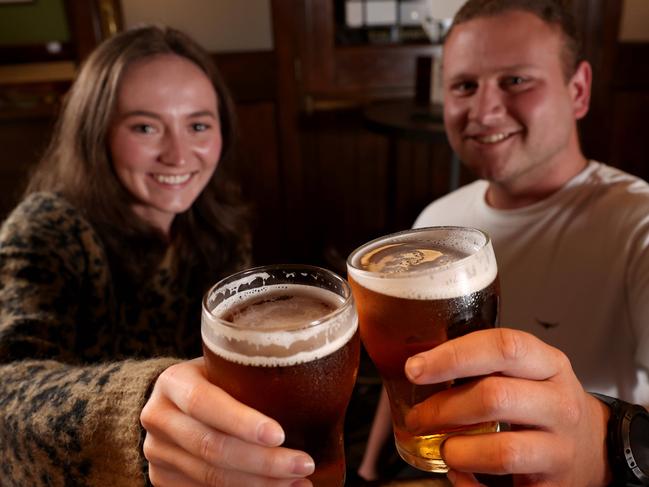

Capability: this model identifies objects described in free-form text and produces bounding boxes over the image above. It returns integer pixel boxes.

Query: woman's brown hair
[26,25,249,289]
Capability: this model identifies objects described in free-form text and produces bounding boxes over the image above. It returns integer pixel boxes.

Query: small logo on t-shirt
[535,318,559,330]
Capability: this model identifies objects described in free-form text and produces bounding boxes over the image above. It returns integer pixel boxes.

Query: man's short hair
[446,0,583,79]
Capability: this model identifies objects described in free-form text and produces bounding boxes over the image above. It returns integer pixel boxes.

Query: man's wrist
[591,393,649,486]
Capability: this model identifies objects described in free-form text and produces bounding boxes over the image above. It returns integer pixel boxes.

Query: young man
[359,1,649,485]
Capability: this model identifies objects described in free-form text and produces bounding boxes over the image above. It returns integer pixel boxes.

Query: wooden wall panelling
[298,0,436,103]
[614,43,649,89]
[297,109,457,272]
[213,51,287,264]
[609,91,649,182]
[234,101,284,265]
[213,51,276,103]
[0,0,123,220]
[299,110,389,270]
[0,111,56,219]
[0,79,68,220]
[572,0,624,166]
[271,0,311,263]
[394,137,455,230]
[270,0,448,266]
[609,42,649,181]
[572,0,648,181]
[63,0,124,62]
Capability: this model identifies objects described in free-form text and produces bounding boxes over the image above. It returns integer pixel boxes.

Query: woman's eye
[132,124,156,134]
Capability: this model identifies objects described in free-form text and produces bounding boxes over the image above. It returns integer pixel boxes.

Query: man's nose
[159,131,189,166]
[469,83,506,126]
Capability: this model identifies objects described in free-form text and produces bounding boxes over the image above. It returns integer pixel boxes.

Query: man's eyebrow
[447,64,540,80]
[446,72,475,83]
[497,63,539,72]
[187,110,218,119]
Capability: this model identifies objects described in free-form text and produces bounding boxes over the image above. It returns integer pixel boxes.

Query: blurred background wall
[0,0,647,478]
[121,0,274,51]
[0,0,648,268]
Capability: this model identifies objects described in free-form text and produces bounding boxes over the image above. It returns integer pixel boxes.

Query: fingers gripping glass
[347,226,501,473]
[201,264,360,486]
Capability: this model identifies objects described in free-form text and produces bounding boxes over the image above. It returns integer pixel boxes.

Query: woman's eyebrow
[118,109,218,120]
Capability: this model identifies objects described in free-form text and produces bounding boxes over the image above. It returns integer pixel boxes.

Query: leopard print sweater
[0,192,222,486]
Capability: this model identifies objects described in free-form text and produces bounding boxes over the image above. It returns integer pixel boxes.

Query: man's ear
[570,60,592,120]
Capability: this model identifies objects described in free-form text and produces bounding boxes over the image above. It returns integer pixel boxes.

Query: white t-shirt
[414,161,649,404]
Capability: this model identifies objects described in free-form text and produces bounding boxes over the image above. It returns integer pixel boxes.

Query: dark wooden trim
[613,43,649,90]
[213,51,276,103]
[63,0,123,62]
[0,80,70,120]
[271,0,309,260]
[573,0,624,162]
[301,0,335,92]
[297,0,436,103]
[0,43,75,64]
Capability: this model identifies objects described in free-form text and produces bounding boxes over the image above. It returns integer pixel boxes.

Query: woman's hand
[404,328,612,487]
[141,358,314,486]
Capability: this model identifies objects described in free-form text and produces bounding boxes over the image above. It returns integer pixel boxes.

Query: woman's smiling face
[108,53,222,235]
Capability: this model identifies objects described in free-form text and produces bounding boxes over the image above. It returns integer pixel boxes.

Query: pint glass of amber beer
[346,227,500,473]
[201,264,360,486]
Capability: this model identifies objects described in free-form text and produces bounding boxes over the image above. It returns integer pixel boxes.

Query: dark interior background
[1,0,647,479]
[1,0,647,271]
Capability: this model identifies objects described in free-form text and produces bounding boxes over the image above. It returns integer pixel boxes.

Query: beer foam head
[225,293,337,331]
[202,278,358,367]
[347,227,497,300]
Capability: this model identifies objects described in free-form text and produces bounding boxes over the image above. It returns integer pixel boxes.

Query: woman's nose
[159,131,189,166]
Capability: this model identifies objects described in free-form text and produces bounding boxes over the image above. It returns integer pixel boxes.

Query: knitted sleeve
[0,193,180,487]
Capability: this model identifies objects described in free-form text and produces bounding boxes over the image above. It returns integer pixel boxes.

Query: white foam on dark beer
[348,232,497,300]
[202,283,358,367]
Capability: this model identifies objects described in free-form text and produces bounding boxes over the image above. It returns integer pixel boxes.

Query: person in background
[359,1,649,485]
[0,26,314,487]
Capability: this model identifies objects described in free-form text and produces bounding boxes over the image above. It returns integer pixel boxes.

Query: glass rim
[202,263,355,333]
[346,226,492,279]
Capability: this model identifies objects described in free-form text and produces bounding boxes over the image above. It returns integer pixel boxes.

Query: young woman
[0,26,314,487]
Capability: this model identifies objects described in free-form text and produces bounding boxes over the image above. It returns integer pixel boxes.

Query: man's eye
[452,81,478,94]
[192,123,210,132]
[505,76,527,86]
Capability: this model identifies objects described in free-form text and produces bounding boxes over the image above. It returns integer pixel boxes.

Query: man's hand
[404,328,611,487]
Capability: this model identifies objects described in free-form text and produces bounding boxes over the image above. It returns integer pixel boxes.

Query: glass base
[394,421,501,473]
[396,440,449,473]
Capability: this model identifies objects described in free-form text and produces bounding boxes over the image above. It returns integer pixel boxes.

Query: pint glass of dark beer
[346,227,500,473]
[201,264,360,486]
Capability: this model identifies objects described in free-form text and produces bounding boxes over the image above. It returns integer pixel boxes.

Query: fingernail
[406,356,425,380]
[291,455,315,476]
[447,469,457,484]
[257,421,284,446]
